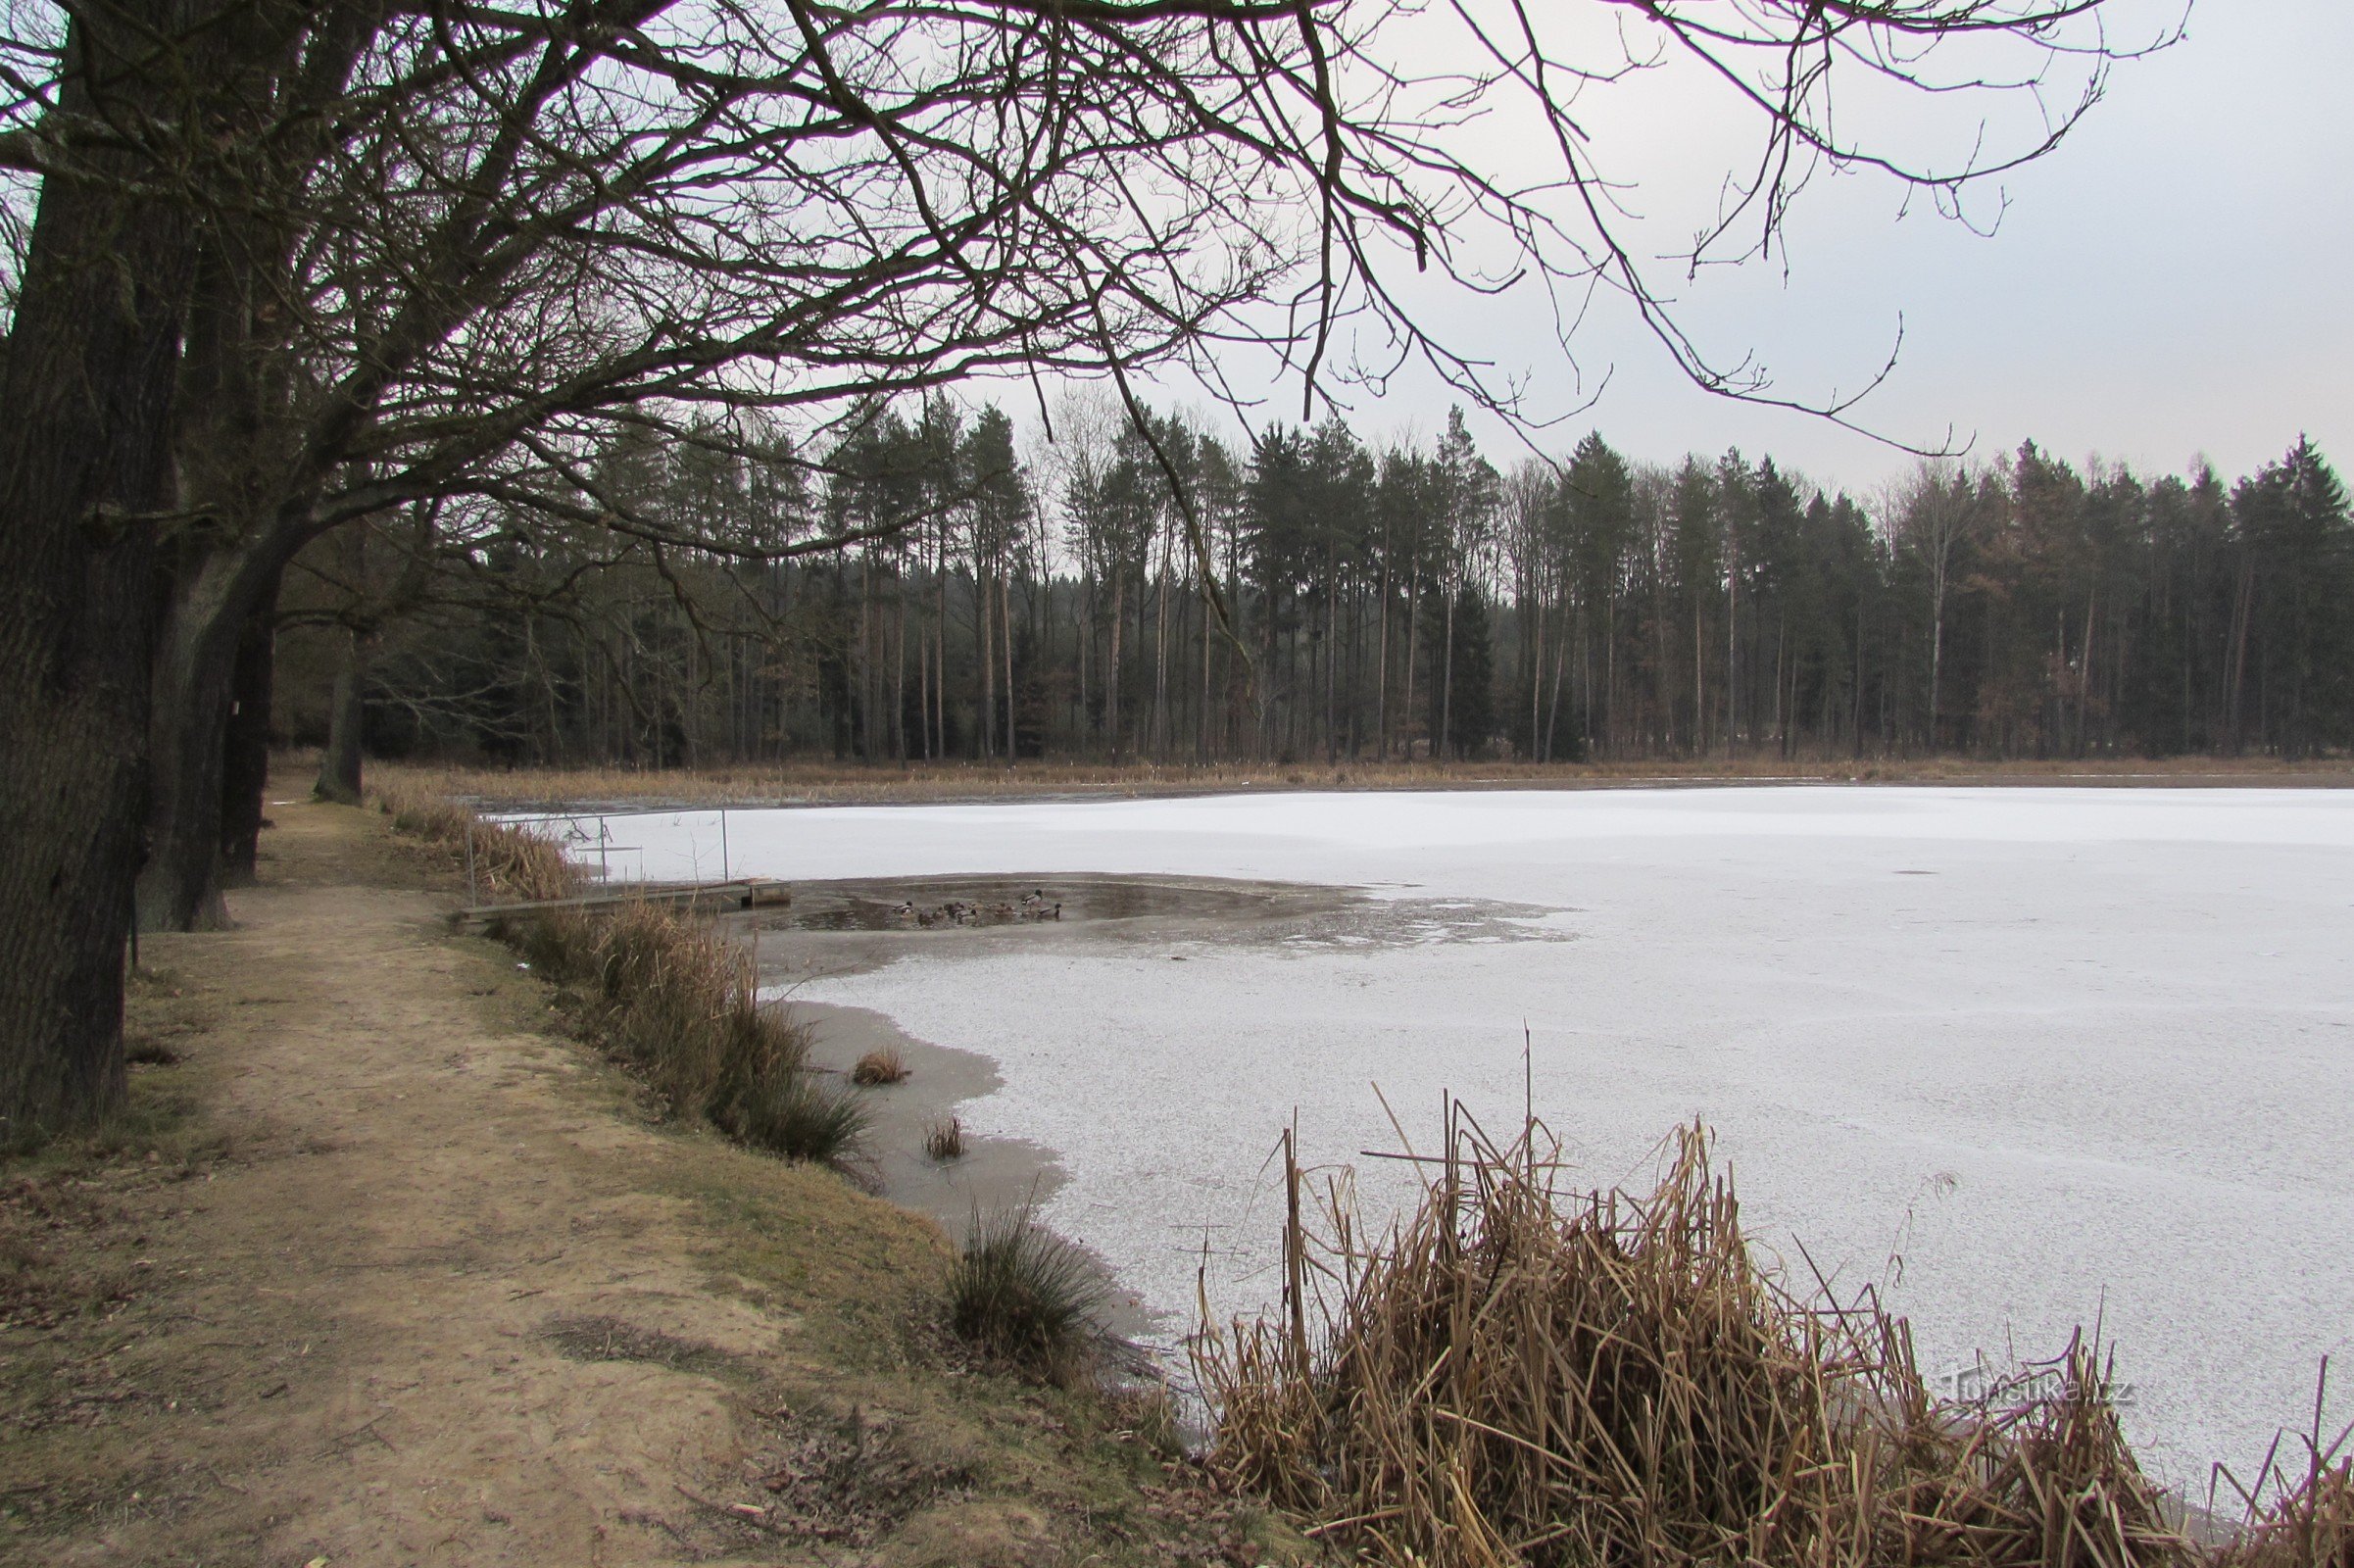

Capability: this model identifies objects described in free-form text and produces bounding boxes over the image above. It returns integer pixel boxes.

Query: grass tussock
[925,1115,965,1161]
[1197,1111,2348,1568]
[376,784,867,1171]
[852,1047,909,1086]
[949,1200,1107,1382]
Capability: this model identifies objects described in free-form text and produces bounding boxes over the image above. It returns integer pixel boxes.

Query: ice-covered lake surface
[554,787,2354,1488]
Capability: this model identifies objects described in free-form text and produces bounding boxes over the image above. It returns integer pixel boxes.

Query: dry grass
[925,1115,965,1161]
[2211,1385,2354,1568]
[1196,1110,2348,1568]
[852,1048,909,1087]
[374,783,867,1169]
[362,753,2354,813]
[373,782,575,903]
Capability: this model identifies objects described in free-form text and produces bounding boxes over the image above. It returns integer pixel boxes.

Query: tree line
[312,404,2353,770]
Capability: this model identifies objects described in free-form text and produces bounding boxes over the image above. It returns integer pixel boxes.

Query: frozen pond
[546,787,2354,1488]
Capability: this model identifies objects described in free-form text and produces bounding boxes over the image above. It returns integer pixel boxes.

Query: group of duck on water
[888,889,1062,928]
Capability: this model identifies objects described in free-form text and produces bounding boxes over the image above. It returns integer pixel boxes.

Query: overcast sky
[1113,1,2350,498]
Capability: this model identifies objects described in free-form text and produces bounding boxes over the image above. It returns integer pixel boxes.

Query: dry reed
[852,1048,909,1086]
[376,783,575,904]
[924,1115,965,1161]
[1196,1108,2343,1568]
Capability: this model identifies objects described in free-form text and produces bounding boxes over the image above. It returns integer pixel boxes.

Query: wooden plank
[449,879,778,929]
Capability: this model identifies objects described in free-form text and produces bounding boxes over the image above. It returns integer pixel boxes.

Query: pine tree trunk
[1002,574,1016,762]
[1440,582,1456,760]
[0,3,209,1141]
[980,561,997,760]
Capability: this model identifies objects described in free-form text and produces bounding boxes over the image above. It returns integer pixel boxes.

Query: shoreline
[378,753,2354,819]
[777,997,1180,1355]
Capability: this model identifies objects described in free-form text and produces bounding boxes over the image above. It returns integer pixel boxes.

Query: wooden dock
[450,879,790,931]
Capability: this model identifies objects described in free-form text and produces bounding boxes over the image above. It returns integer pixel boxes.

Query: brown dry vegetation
[367,753,2354,812]
[1195,1114,2352,1568]
[855,1048,912,1087]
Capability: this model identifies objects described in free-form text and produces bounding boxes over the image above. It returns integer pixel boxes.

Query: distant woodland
[283,407,2354,771]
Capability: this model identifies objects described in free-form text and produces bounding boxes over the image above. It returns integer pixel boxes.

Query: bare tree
[1888,459,1985,750]
[0,0,2168,1134]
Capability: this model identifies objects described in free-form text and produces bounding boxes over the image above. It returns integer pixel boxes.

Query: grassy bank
[375,781,1119,1383]
[365,752,2354,812]
[376,782,873,1168]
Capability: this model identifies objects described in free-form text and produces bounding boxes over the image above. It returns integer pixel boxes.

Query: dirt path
[5,799,1305,1568]
[9,801,829,1564]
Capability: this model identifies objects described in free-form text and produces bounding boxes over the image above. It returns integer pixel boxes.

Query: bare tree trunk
[1323,560,1339,764]
[218,583,280,885]
[317,626,369,805]
[1692,594,1706,757]
[1402,564,1420,760]
[934,549,948,758]
[980,559,997,760]
[1107,571,1124,759]
[1157,542,1175,762]
[1545,631,1568,760]
[1928,540,1949,751]
[1077,576,1091,753]
[1002,573,1016,762]
[0,3,211,1140]
[1726,559,1740,754]
[142,543,252,929]
[1375,543,1392,760]
[892,562,907,761]
[1440,577,1456,760]
[140,534,301,931]
[2078,587,2097,758]
[1529,581,1544,760]
[1199,568,1213,761]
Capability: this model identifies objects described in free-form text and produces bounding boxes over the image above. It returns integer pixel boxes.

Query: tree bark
[218,580,281,884]
[137,540,290,931]
[317,627,370,805]
[0,4,210,1141]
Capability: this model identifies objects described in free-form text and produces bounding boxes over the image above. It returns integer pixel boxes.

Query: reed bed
[373,784,866,1168]
[376,784,574,904]
[1195,1109,2349,1568]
